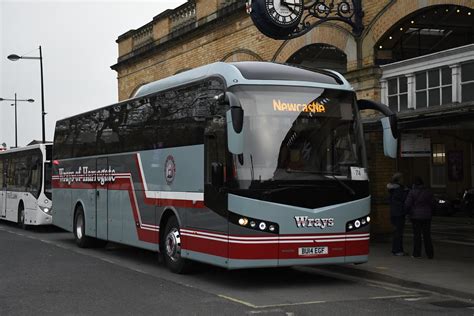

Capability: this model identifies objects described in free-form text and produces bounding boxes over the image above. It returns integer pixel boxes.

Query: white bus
[0,144,53,228]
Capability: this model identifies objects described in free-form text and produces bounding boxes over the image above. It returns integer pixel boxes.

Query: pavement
[327,216,474,300]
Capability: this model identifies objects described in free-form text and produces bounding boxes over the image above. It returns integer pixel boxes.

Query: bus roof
[57,62,353,122]
[0,143,51,156]
[134,61,353,98]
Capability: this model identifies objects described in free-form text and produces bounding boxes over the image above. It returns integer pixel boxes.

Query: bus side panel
[116,189,158,251]
[107,189,123,243]
[23,193,37,225]
[72,188,96,237]
[5,192,19,222]
[52,188,73,232]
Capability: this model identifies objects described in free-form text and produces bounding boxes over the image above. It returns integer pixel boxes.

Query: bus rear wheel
[163,217,192,274]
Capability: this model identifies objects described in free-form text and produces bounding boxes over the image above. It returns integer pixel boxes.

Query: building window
[415,67,452,108]
[431,143,446,187]
[387,76,408,112]
[461,62,474,102]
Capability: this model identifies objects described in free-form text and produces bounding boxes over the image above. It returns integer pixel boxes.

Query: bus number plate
[298,246,328,256]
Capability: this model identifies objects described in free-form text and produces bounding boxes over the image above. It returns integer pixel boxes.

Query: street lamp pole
[14,94,17,148]
[7,45,46,144]
[0,95,35,148]
[39,46,45,144]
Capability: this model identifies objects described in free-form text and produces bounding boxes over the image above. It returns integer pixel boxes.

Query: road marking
[367,283,415,294]
[405,297,429,301]
[246,309,285,314]
[218,294,327,309]
[369,294,420,300]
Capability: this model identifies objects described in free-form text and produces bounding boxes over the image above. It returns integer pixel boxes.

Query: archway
[375,5,474,64]
[220,49,263,62]
[286,43,348,74]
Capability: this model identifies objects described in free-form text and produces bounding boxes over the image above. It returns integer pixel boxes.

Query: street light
[0,94,35,148]
[7,45,46,144]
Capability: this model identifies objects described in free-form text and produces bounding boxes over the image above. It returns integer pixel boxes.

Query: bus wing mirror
[225,92,244,154]
[211,162,224,187]
[357,99,398,159]
[381,116,398,158]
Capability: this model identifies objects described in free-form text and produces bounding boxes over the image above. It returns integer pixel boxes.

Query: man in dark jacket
[387,172,408,256]
[405,177,435,259]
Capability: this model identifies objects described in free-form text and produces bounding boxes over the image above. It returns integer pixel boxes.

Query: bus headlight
[346,214,370,232]
[39,206,51,214]
[229,211,279,234]
[238,217,248,226]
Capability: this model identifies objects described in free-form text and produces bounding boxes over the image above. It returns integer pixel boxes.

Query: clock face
[265,0,304,26]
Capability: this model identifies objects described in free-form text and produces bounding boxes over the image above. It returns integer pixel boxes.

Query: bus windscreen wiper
[329,174,355,196]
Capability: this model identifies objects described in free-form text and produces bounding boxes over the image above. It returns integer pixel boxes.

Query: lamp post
[7,45,46,144]
[0,94,35,148]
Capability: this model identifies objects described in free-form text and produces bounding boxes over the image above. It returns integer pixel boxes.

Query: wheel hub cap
[165,228,181,262]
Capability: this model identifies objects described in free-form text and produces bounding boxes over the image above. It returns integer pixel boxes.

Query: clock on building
[248,0,304,39]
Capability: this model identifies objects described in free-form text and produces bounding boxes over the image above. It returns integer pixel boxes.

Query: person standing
[387,172,408,256]
[405,177,435,259]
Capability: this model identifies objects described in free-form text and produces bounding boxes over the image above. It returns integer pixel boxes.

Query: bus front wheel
[163,217,192,274]
[18,204,27,230]
[74,206,95,248]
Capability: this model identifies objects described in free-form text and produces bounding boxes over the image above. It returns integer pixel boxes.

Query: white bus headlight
[238,217,248,226]
[39,206,51,214]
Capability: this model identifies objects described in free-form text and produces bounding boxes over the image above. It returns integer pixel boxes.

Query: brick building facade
[112,0,474,232]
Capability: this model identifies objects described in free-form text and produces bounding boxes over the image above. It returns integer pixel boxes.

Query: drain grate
[430,300,474,309]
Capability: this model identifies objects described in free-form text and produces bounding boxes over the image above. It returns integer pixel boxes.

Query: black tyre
[162,216,192,274]
[74,206,95,248]
[18,204,27,230]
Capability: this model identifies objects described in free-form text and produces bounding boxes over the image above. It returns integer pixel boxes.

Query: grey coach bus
[52,62,397,273]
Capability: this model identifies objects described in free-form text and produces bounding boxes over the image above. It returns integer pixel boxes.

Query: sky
[0,0,186,148]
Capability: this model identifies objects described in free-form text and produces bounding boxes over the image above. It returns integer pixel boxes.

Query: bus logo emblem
[164,155,176,185]
[294,216,334,229]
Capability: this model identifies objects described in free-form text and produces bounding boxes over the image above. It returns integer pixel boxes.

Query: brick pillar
[367,131,397,234]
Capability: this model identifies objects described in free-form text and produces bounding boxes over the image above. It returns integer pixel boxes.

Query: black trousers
[390,215,405,254]
[411,219,434,258]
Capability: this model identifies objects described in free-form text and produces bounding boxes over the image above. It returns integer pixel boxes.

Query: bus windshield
[230,85,367,184]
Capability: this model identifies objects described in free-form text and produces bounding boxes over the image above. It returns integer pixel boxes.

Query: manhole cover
[430,300,474,308]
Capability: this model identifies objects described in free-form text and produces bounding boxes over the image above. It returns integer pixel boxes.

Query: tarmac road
[0,221,473,315]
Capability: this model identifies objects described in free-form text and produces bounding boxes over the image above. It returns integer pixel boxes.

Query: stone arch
[174,68,192,75]
[286,43,348,74]
[220,49,263,62]
[272,23,357,71]
[362,0,474,66]
[129,82,148,99]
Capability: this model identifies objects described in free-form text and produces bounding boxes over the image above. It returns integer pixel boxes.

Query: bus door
[198,125,229,260]
[96,158,108,240]
[0,159,6,218]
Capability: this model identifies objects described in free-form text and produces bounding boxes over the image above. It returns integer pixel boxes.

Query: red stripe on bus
[181,234,369,260]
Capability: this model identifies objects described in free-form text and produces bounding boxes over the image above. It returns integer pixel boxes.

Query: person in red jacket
[405,177,435,259]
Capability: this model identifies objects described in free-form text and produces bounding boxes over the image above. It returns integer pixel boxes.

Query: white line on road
[404,297,429,301]
[218,294,327,309]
